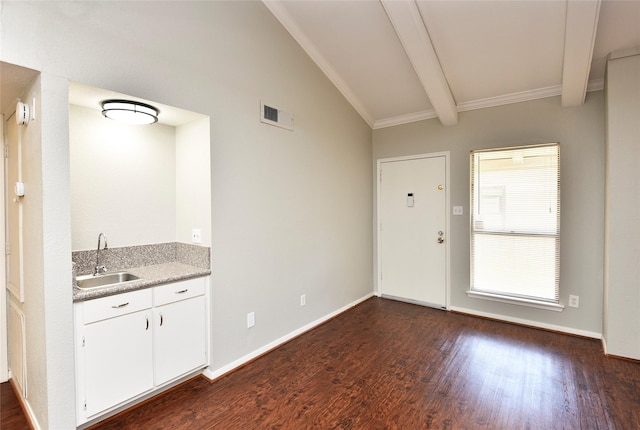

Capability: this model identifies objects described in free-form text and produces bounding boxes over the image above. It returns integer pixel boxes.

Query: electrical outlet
[300,294,306,306]
[453,206,464,216]
[568,295,579,308]
[247,312,255,328]
[191,228,202,244]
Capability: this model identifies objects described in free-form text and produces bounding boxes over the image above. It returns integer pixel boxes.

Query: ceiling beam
[380,0,457,126]
[561,0,601,107]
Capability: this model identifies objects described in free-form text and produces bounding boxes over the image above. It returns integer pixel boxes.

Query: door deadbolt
[437,231,444,244]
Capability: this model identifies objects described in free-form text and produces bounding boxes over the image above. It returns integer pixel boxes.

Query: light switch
[407,193,414,207]
[453,206,463,216]
[247,312,255,328]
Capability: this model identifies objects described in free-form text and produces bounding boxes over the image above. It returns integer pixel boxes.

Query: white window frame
[467,143,564,312]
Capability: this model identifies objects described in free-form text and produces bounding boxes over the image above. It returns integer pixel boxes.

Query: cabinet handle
[160,314,164,326]
[175,289,188,294]
[111,302,129,309]
[145,316,149,331]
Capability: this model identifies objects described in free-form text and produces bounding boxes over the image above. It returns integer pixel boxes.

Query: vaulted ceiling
[264,0,640,128]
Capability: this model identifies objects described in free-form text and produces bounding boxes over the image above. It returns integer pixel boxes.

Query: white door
[378,154,448,308]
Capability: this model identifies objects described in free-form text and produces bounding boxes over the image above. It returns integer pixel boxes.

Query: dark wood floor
[85,297,640,429]
[4,297,640,429]
[1,381,30,429]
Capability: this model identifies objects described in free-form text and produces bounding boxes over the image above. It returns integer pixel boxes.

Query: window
[469,143,560,309]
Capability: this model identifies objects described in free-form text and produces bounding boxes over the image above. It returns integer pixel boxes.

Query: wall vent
[260,101,293,131]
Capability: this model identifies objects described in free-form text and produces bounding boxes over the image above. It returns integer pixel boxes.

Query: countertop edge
[73,263,211,302]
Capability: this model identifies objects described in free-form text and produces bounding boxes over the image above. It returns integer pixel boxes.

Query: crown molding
[375,78,604,130]
[262,0,375,128]
[264,1,608,132]
[373,109,438,129]
[375,86,562,129]
[607,46,640,61]
[457,85,563,113]
[587,78,604,92]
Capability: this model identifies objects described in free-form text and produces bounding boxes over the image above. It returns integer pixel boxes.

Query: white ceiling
[264,0,640,128]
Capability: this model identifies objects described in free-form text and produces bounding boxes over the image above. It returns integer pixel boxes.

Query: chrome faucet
[94,233,108,276]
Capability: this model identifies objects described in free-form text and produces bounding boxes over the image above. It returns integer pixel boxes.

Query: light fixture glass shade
[101,99,159,125]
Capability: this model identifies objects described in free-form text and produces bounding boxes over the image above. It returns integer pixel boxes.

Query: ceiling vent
[260,101,293,131]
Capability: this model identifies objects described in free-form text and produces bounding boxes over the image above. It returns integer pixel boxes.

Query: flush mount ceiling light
[101,99,159,125]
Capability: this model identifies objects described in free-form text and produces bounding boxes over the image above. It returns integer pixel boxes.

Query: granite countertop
[73,262,211,302]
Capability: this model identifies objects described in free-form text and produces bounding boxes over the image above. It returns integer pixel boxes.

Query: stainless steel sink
[76,272,140,290]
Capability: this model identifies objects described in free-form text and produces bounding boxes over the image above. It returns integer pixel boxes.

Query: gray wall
[604,52,640,359]
[1,2,373,427]
[373,93,605,336]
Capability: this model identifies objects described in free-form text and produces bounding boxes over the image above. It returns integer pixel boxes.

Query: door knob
[437,237,444,244]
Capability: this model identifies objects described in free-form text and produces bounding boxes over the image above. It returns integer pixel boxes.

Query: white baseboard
[8,378,41,430]
[203,293,374,381]
[449,306,602,339]
[23,398,41,430]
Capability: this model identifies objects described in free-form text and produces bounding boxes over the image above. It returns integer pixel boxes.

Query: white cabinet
[83,308,154,417]
[153,279,207,386]
[78,289,153,418]
[75,277,208,424]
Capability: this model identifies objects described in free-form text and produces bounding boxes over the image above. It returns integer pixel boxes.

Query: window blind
[470,143,560,303]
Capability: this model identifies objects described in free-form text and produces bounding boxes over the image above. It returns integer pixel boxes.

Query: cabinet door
[153,295,206,386]
[82,310,153,417]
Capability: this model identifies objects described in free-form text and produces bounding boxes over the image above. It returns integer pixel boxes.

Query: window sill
[466,290,565,312]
